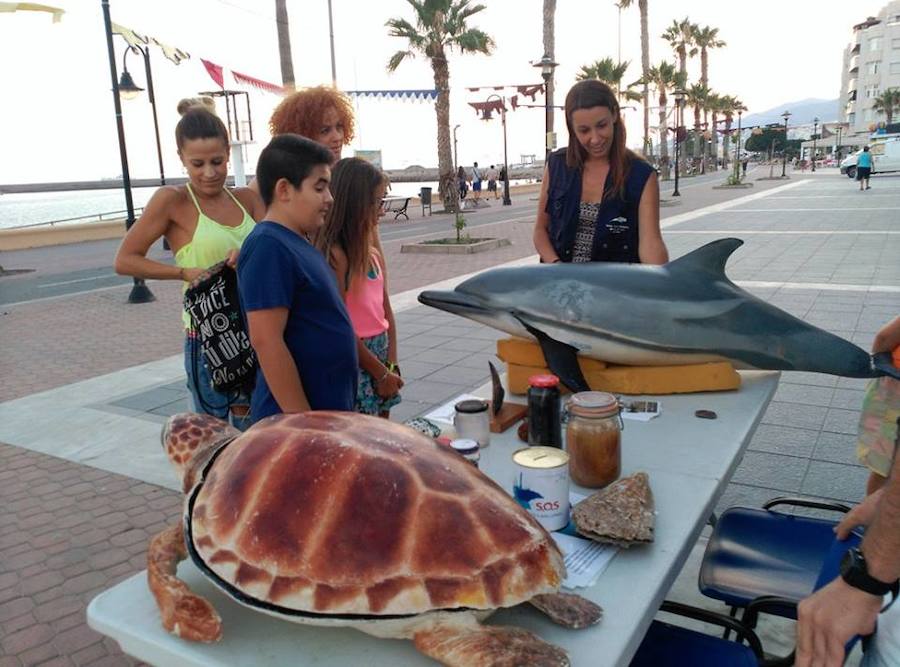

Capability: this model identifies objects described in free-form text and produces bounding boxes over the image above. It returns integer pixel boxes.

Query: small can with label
[450,438,481,467]
[512,446,570,531]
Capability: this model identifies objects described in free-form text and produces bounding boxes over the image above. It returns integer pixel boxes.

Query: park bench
[381,196,411,221]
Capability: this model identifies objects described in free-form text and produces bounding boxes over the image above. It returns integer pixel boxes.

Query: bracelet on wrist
[376,368,390,384]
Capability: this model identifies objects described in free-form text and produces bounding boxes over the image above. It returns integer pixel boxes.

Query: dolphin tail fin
[666,238,744,278]
[873,352,900,380]
[514,317,590,393]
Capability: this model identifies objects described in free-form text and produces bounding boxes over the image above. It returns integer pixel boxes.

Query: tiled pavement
[1,168,898,665]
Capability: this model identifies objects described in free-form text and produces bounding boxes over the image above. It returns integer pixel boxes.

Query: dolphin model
[418,238,900,392]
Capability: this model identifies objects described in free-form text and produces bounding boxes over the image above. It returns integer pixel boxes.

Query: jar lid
[450,438,480,454]
[528,374,560,388]
[455,399,489,414]
[569,391,620,418]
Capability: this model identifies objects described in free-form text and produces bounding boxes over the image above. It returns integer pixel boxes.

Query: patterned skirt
[856,376,900,477]
[356,331,402,415]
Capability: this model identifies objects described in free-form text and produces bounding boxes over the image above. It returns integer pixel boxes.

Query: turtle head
[162,413,240,492]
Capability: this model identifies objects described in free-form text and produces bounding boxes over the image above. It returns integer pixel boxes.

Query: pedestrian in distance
[316,158,403,418]
[858,146,873,191]
[533,79,668,265]
[486,164,499,199]
[471,161,482,200]
[457,165,469,201]
[237,135,359,423]
[114,102,265,430]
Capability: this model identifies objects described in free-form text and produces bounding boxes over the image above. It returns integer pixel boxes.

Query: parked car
[840,138,900,178]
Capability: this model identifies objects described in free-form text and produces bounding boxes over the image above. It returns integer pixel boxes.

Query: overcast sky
[0,0,888,183]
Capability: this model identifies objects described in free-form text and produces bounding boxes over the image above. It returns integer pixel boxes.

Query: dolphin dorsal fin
[665,238,744,277]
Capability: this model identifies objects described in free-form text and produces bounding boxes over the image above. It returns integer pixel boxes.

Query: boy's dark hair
[175,108,229,150]
[255,134,333,207]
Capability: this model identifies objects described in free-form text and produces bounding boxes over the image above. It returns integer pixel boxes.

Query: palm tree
[386,0,494,211]
[543,0,556,150]
[641,61,685,180]
[577,58,642,103]
[275,0,295,90]
[692,25,725,89]
[662,17,696,82]
[719,95,745,170]
[706,93,727,170]
[685,83,709,166]
[872,88,900,125]
[617,0,650,155]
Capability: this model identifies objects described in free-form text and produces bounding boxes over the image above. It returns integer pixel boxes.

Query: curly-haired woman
[268,85,355,161]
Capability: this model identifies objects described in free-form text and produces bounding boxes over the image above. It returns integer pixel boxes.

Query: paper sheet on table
[422,394,483,425]
[553,491,618,589]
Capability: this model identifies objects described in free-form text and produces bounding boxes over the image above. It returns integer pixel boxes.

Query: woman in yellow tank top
[114,104,264,429]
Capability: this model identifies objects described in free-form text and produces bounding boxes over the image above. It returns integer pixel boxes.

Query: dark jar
[527,374,562,448]
[566,391,622,488]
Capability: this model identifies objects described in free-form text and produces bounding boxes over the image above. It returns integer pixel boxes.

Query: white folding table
[87,370,779,667]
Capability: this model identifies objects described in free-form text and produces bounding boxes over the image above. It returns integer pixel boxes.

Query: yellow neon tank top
[175,183,255,328]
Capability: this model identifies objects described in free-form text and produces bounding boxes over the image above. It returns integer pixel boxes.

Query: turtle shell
[186,411,564,618]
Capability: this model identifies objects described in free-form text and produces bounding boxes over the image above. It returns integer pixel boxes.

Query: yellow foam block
[497,337,607,371]
[506,360,741,395]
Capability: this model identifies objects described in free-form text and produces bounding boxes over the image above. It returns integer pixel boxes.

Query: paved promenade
[1,167,898,664]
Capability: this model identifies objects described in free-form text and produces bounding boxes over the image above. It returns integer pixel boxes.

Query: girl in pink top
[316,158,403,417]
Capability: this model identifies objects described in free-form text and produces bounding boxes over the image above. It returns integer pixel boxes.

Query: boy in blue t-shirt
[238,134,358,422]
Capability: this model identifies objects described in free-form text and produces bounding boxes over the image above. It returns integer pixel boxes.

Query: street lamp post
[453,124,460,175]
[836,124,843,163]
[673,90,685,197]
[121,43,166,186]
[734,110,743,181]
[480,95,512,206]
[812,116,819,172]
[533,54,558,160]
[781,110,791,178]
[101,0,154,304]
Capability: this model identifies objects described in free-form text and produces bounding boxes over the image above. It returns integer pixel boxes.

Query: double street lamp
[812,116,819,172]
[781,110,791,178]
[533,54,558,159]
[101,0,154,303]
[673,90,686,197]
[480,95,512,206]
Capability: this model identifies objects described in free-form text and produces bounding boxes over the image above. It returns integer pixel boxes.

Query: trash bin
[419,187,432,216]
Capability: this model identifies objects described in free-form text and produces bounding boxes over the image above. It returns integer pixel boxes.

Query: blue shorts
[184,335,252,431]
[473,180,482,192]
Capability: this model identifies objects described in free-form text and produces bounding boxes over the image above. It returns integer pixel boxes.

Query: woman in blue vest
[533,80,668,265]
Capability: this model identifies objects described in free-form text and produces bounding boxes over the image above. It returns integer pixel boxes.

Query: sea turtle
[148,411,602,666]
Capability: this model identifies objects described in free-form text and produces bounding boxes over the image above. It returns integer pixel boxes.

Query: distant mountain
[742,98,839,127]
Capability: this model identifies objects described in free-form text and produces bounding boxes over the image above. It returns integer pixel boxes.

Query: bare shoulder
[232,186,263,211]
[147,184,187,209]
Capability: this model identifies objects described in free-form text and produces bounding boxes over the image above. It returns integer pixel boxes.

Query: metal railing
[13,207,144,230]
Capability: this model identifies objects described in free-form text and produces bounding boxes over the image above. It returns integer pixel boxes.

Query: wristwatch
[840,548,900,598]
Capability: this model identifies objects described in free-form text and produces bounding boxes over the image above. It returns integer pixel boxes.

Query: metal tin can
[512,446,570,531]
[454,399,491,447]
[450,438,481,467]
[527,374,562,448]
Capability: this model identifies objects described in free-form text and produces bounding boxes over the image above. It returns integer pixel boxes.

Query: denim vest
[545,148,654,263]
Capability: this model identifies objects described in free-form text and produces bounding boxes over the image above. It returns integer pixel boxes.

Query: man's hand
[796,578,882,667]
[836,488,884,540]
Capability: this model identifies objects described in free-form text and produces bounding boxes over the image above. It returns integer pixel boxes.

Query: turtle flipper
[529,592,603,629]
[147,523,222,642]
[414,617,569,667]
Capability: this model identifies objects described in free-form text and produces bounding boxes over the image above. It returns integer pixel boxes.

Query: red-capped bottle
[527,374,562,448]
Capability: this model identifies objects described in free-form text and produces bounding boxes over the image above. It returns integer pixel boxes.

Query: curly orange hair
[268,86,355,144]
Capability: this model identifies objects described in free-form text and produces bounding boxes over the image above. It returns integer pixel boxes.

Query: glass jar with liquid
[566,391,622,488]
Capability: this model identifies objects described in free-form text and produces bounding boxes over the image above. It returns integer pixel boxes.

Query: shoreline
[0,182,543,251]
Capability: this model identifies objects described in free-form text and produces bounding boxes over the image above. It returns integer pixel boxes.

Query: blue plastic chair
[630,601,763,666]
[699,496,855,619]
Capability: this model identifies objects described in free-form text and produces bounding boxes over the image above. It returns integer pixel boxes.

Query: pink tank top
[345,251,390,338]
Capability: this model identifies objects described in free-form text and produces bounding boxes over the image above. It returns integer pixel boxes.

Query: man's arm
[797,437,900,667]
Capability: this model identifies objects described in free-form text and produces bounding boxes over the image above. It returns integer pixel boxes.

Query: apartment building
[840,0,900,135]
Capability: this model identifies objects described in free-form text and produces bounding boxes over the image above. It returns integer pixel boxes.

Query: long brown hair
[564,80,636,201]
[316,158,385,289]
